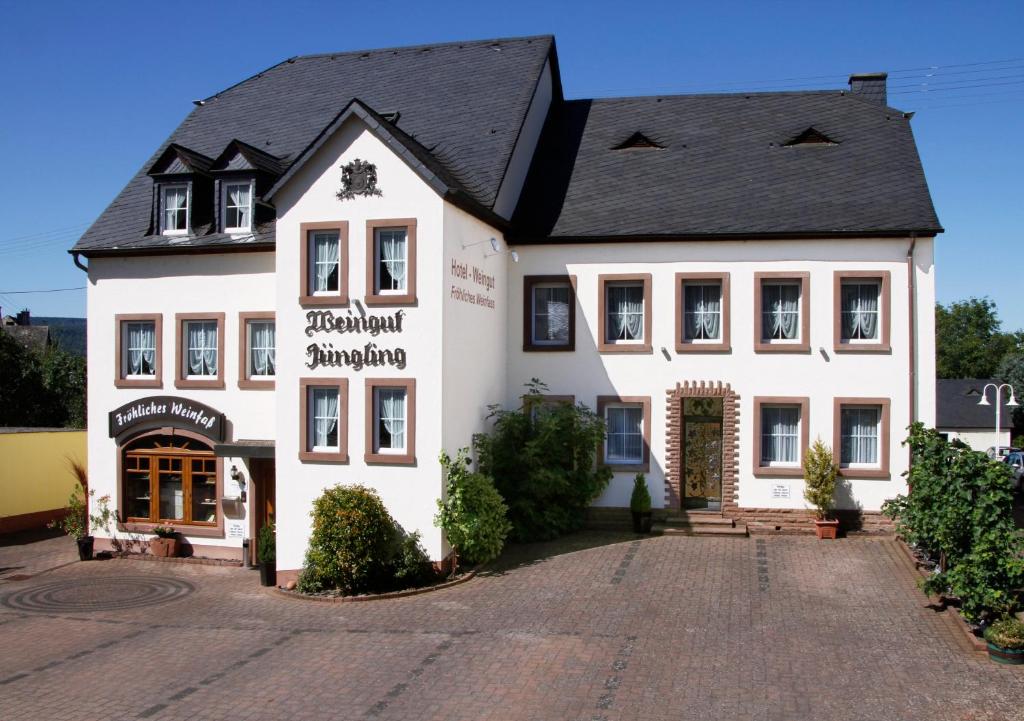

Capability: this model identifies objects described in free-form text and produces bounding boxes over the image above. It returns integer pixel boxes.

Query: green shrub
[435,448,511,565]
[297,485,398,594]
[630,474,651,513]
[883,423,1024,622]
[803,439,837,520]
[391,531,437,589]
[474,379,612,541]
[50,473,90,540]
[985,617,1024,650]
[257,522,276,564]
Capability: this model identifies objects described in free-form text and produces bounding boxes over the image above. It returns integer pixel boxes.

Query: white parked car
[1003,451,1024,491]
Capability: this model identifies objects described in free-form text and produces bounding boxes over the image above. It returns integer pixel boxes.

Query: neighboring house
[936,378,1013,452]
[1,310,51,353]
[70,35,941,580]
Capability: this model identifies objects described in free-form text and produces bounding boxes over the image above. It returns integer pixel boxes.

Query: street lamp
[978,383,1018,456]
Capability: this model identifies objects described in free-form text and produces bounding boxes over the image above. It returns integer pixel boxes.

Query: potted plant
[50,465,93,560]
[149,525,179,557]
[803,439,839,539]
[257,522,276,587]
[984,617,1024,664]
[630,473,653,534]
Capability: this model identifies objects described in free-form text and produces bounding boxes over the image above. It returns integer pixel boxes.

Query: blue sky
[1,0,1021,328]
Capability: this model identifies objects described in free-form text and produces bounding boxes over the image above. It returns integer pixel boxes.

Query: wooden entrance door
[682,398,724,510]
[249,459,275,564]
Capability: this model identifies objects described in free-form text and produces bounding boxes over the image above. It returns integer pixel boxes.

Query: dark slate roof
[0,325,50,353]
[936,379,1013,430]
[510,92,942,241]
[72,35,555,255]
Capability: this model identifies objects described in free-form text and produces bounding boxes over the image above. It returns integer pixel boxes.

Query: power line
[0,286,86,294]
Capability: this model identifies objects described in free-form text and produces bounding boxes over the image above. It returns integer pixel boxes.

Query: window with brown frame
[299,221,349,306]
[523,275,576,351]
[365,219,417,305]
[833,271,891,352]
[122,435,218,526]
[115,313,162,388]
[365,378,416,464]
[597,274,652,353]
[752,396,810,477]
[833,397,891,479]
[675,273,730,352]
[596,395,651,472]
[754,272,810,353]
[238,312,275,389]
[299,378,349,463]
[175,312,225,389]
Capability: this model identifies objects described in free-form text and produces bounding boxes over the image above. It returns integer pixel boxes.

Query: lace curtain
[312,388,339,448]
[163,186,187,231]
[762,284,799,339]
[684,284,721,340]
[761,407,799,464]
[187,321,217,376]
[841,408,879,464]
[127,322,155,375]
[608,285,643,341]
[841,283,879,340]
[314,233,340,292]
[534,286,570,342]
[249,322,275,376]
[226,183,251,229]
[378,389,406,449]
[379,231,407,291]
[607,406,643,463]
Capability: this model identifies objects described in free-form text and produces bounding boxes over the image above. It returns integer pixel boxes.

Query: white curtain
[842,284,878,340]
[187,321,217,376]
[228,184,250,228]
[379,389,406,449]
[250,322,275,376]
[164,186,187,230]
[314,233,340,291]
[535,287,569,341]
[313,388,339,448]
[380,232,407,291]
[842,408,878,464]
[684,284,721,340]
[763,284,799,340]
[761,407,799,464]
[128,322,155,375]
[607,406,643,463]
[608,285,643,341]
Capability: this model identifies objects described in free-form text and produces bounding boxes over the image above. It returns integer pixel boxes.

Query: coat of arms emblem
[336,158,382,200]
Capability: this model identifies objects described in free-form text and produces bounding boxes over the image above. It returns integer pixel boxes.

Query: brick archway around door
[664,381,740,513]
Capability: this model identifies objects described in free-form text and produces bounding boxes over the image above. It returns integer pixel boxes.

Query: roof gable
[936,378,1013,430]
[210,140,285,175]
[147,144,214,176]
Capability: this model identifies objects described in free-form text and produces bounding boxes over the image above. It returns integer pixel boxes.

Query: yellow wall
[0,431,87,518]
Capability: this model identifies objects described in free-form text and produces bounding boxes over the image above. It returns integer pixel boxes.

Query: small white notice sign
[771,483,791,499]
[227,522,245,539]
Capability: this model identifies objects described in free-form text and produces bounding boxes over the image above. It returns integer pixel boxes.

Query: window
[833,271,891,352]
[222,181,253,232]
[238,312,275,389]
[175,313,225,389]
[160,184,189,235]
[121,434,219,528]
[833,398,890,478]
[754,273,810,352]
[299,378,349,462]
[597,274,652,352]
[753,397,809,476]
[524,394,575,421]
[299,221,349,306]
[115,314,162,388]
[596,396,651,471]
[365,219,417,305]
[675,273,731,352]
[365,378,416,464]
[523,276,576,351]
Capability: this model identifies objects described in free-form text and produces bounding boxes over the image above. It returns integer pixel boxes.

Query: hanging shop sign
[108,396,226,442]
[304,309,407,371]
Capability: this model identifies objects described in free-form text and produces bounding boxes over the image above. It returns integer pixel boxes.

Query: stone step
[662,513,735,527]
[652,523,749,537]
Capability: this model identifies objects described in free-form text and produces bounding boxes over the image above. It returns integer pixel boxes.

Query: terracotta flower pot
[814,519,839,540]
[150,537,179,557]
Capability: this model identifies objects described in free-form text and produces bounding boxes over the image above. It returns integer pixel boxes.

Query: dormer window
[222,180,253,232]
[161,184,190,235]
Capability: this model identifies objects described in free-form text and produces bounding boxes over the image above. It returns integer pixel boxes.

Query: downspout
[906,233,917,476]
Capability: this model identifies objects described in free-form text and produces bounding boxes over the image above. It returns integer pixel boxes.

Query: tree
[0,332,86,428]
[997,353,1024,440]
[935,298,1020,379]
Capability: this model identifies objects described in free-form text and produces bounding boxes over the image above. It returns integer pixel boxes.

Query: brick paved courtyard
[1,533,1022,721]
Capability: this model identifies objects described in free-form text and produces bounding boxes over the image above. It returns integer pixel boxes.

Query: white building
[72,36,941,582]
[936,379,1013,453]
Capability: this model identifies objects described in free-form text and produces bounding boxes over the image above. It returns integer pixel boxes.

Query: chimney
[16,309,30,326]
[848,72,887,105]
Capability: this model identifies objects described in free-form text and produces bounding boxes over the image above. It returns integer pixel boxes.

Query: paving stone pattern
[0,533,1022,721]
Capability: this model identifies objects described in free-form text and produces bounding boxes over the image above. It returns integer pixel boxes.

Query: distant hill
[33,317,86,356]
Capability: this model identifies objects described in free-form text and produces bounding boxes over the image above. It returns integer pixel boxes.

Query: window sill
[601,462,650,473]
[239,377,275,390]
[523,342,575,352]
[833,343,891,354]
[365,451,416,466]
[753,341,810,353]
[838,467,890,480]
[175,377,225,390]
[676,341,731,353]
[597,342,652,354]
[115,377,162,389]
[119,521,224,539]
[364,292,416,307]
[300,293,349,307]
[753,465,803,478]
[299,450,348,464]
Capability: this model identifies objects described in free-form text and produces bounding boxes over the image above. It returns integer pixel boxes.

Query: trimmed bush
[630,474,651,513]
[297,485,397,594]
[803,439,837,520]
[436,448,511,565]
